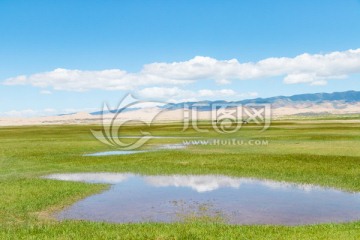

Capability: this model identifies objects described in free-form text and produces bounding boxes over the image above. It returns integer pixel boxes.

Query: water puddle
[44,173,360,225]
[83,151,147,156]
[83,144,186,156]
[97,136,200,139]
[155,144,187,150]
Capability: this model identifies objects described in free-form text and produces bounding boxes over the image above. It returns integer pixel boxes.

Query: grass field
[1,120,360,239]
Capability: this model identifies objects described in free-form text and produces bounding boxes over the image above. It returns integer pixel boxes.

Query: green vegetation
[1,120,360,239]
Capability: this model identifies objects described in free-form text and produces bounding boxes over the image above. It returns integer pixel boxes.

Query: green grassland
[1,120,360,239]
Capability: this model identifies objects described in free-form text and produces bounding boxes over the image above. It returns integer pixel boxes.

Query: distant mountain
[89,90,360,115]
[239,90,360,104]
[162,90,360,111]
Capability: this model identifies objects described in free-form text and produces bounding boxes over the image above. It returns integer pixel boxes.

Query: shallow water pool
[44,173,360,225]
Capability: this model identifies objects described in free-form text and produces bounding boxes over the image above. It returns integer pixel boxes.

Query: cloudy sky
[1,0,360,117]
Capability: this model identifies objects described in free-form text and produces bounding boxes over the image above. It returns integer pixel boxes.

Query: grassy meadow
[1,120,360,239]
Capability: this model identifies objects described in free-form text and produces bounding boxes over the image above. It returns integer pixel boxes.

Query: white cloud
[40,90,52,94]
[1,109,38,117]
[4,68,192,92]
[198,89,237,97]
[3,49,360,91]
[216,79,231,85]
[142,49,360,85]
[137,87,257,102]
[0,107,97,117]
[137,87,191,100]
[167,97,199,103]
[310,80,328,86]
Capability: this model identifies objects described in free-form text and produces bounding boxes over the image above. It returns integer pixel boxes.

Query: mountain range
[1,90,359,126]
[161,90,360,111]
[89,90,360,117]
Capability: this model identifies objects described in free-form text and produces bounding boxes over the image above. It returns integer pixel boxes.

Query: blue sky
[1,0,360,116]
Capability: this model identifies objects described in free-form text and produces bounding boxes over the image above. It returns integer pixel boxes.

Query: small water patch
[44,173,360,225]
[83,144,186,156]
[83,150,147,156]
[96,136,201,139]
[155,144,187,150]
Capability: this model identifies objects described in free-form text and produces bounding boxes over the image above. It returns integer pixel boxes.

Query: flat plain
[1,119,360,239]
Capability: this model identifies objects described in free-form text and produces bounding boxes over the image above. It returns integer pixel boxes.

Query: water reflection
[44,173,360,225]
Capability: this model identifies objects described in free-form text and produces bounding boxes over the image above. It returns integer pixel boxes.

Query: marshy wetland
[2,120,360,239]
